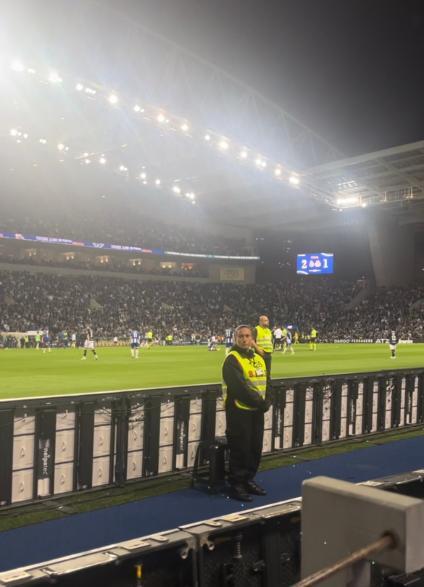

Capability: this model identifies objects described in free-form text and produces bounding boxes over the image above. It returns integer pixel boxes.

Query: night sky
[120,0,424,156]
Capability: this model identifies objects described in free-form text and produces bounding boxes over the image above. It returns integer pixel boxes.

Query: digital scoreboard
[296,253,334,275]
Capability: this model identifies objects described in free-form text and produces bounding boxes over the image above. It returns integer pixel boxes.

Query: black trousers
[226,407,264,486]
[263,352,272,379]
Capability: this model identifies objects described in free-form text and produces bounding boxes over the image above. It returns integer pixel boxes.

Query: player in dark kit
[389,330,398,359]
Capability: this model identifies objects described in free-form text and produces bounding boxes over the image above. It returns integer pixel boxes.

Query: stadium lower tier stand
[0,269,423,341]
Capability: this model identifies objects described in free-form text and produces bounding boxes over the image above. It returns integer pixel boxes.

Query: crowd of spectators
[1,269,423,342]
[0,211,253,257]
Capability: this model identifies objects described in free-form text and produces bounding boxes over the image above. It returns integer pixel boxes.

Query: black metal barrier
[0,368,423,507]
[3,470,424,586]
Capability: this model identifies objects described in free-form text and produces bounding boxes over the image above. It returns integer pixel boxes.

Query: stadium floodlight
[289,174,300,185]
[39,138,47,144]
[48,71,63,84]
[84,87,96,95]
[185,192,196,200]
[75,83,84,91]
[336,196,359,206]
[180,122,189,132]
[9,129,18,137]
[219,139,229,150]
[22,133,29,139]
[172,185,181,194]
[255,157,266,168]
[274,167,282,176]
[27,68,36,74]
[204,133,211,141]
[83,152,89,157]
[84,158,91,164]
[139,172,147,179]
[157,113,166,123]
[108,93,119,105]
[133,104,144,113]
[57,143,65,151]
[119,165,128,172]
[239,149,248,159]
[361,202,368,208]
[155,178,161,186]
[99,156,107,165]
[10,59,25,72]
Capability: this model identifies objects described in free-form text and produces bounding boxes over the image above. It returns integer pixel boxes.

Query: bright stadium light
[75,83,84,91]
[185,192,195,200]
[157,113,166,123]
[48,71,62,84]
[139,172,147,180]
[255,157,266,168]
[219,139,229,151]
[57,143,65,151]
[289,174,300,185]
[39,138,47,144]
[172,185,181,194]
[22,133,29,139]
[361,202,368,208]
[336,196,359,206]
[99,156,107,165]
[108,93,119,105]
[239,149,248,159]
[155,178,161,186]
[180,122,189,132]
[11,59,25,72]
[84,158,91,164]
[27,68,36,74]
[85,87,96,95]
[274,167,282,177]
[133,104,144,113]
[119,165,128,172]
[9,129,18,137]
[204,133,211,141]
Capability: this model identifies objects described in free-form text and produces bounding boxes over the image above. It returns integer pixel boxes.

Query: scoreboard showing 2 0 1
[296,253,334,275]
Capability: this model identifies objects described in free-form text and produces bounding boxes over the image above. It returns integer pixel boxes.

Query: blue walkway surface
[1,436,423,572]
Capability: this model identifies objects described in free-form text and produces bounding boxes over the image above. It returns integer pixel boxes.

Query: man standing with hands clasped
[253,315,274,379]
[222,325,271,502]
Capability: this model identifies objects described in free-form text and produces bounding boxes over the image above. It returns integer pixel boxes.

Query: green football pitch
[0,343,423,400]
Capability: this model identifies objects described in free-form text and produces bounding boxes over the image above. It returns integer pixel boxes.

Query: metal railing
[0,368,423,506]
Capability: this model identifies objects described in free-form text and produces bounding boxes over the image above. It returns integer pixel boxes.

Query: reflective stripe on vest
[222,350,267,411]
[255,326,273,353]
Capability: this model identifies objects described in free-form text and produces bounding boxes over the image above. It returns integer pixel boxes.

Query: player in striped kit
[225,327,234,356]
[130,329,141,359]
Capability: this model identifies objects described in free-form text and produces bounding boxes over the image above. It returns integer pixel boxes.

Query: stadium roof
[302,140,424,210]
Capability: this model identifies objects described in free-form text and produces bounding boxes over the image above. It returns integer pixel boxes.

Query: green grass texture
[0,343,423,400]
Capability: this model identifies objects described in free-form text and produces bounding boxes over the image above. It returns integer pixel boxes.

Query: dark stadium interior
[1,0,424,585]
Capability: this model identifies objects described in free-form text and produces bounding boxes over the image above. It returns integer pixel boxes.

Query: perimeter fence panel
[0,368,422,507]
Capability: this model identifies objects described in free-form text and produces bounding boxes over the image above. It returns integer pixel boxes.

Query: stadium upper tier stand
[0,270,423,341]
[0,212,253,257]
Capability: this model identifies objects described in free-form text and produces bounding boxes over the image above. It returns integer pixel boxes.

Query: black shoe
[229,485,253,502]
[245,481,267,496]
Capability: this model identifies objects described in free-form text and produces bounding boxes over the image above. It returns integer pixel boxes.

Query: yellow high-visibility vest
[311,328,317,338]
[222,350,267,411]
[255,325,273,353]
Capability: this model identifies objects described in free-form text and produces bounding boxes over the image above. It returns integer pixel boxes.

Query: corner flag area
[1,343,422,400]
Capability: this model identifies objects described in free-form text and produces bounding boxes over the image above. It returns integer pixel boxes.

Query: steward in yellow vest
[222,325,270,502]
[253,315,273,378]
